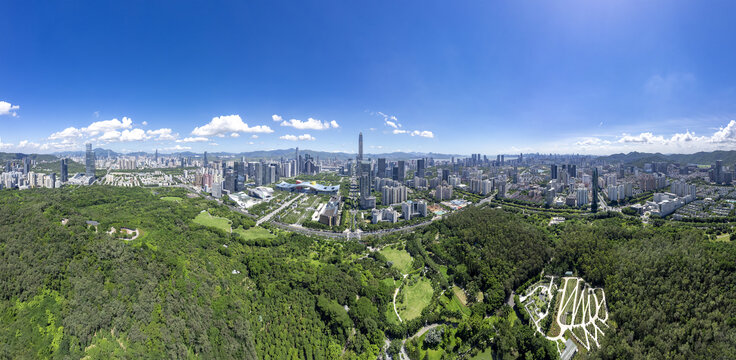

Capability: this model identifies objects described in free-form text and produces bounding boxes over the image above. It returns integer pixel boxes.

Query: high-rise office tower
[358,132,363,161]
[377,158,387,179]
[397,160,406,182]
[22,157,30,175]
[442,169,450,183]
[50,173,56,188]
[60,159,68,182]
[154,149,158,162]
[254,162,263,186]
[715,160,723,184]
[417,158,426,178]
[550,164,558,180]
[592,168,599,213]
[295,147,299,175]
[204,151,208,167]
[85,143,96,179]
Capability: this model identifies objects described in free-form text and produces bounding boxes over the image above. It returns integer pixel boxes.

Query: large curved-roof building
[275,181,340,195]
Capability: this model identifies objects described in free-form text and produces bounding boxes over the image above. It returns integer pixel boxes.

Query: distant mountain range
[597,151,736,166]
[51,148,463,161]
[5,149,735,166]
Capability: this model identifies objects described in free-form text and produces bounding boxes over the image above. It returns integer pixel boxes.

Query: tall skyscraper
[715,160,723,184]
[22,157,30,175]
[397,160,406,182]
[592,168,599,213]
[377,158,387,178]
[154,149,158,162]
[85,143,96,179]
[550,164,558,180]
[203,151,208,167]
[442,169,450,183]
[417,158,426,178]
[358,132,363,161]
[295,147,300,175]
[60,158,68,182]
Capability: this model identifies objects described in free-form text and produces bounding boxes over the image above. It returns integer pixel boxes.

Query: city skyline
[3,1,736,155]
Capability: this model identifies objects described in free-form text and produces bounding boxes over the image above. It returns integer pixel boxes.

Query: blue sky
[2,0,736,155]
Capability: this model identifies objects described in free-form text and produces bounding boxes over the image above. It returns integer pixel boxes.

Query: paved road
[257,193,304,226]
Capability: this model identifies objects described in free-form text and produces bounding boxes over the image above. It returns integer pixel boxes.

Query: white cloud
[280,134,316,141]
[0,138,13,150]
[566,120,736,154]
[280,117,336,130]
[165,145,191,151]
[378,111,433,139]
[251,134,259,139]
[575,137,612,146]
[330,120,339,128]
[209,142,219,146]
[17,140,41,149]
[141,121,148,126]
[617,132,665,144]
[710,120,736,143]
[410,130,434,138]
[176,136,209,143]
[85,117,133,136]
[272,114,283,122]
[192,115,274,136]
[49,127,83,140]
[146,128,177,141]
[230,132,240,138]
[248,141,255,145]
[94,111,100,118]
[0,101,20,117]
[99,128,148,142]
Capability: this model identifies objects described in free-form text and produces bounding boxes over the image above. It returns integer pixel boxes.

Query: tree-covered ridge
[0,186,390,359]
[550,218,736,359]
[425,207,553,311]
[2,186,736,359]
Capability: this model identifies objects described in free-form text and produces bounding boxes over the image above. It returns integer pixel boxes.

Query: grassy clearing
[160,196,183,202]
[452,286,468,306]
[470,348,493,360]
[444,288,471,318]
[399,277,433,321]
[193,211,232,232]
[380,247,414,274]
[233,226,275,241]
[715,233,731,242]
[385,306,400,325]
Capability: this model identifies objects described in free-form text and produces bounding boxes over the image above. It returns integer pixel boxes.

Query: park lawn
[469,347,493,360]
[446,291,471,318]
[385,306,400,325]
[452,286,468,306]
[380,247,414,274]
[715,233,731,242]
[399,277,433,321]
[160,196,182,202]
[193,211,232,233]
[234,226,276,241]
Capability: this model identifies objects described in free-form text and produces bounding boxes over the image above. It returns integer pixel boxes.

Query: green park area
[193,211,232,233]
[398,277,433,321]
[380,246,414,274]
[233,226,276,241]
[160,196,183,202]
